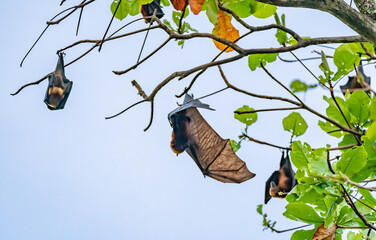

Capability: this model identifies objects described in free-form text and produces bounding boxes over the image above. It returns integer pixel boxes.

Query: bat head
[141,0,164,23]
[269,181,279,197]
[170,110,190,154]
[44,53,73,110]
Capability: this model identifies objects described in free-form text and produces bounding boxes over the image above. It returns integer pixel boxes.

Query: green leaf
[283,202,324,224]
[234,105,257,126]
[318,120,343,138]
[282,112,308,137]
[248,53,278,71]
[336,146,367,180]
[347,232,364,240]
[291,229,315,240]
[223,0,252,18]
[290,79,317,93]
[111,0,131,20]
[160,0,170,6]
[202,0,219,25]
[365,122,376,141]
[319,51,334,81]
[291,141,311,170]
[129,0,141,16]
[230,140,241,152]
[309,148,331,175]
[338,134,358,149]
[333,43,361,78]
[323,96,351,127]
[370,96,376,121]
[253,2,276,18]
[274,13,287,45]
[358,188,376,207]
[347,90,371,125]
[256,204,263,215]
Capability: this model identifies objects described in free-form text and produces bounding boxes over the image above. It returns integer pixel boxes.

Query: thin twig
[76,6,84,36]
[235,107,302,114]
[242,134,291,150]
[98,0,121,52]
[267,223,312,233]
[177,0,188,34]
[113,37,172,75]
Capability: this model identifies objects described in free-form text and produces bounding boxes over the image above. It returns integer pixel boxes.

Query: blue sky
[0,1,362,239]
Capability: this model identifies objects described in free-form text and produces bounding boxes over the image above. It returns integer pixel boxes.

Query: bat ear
[279,151,285,168]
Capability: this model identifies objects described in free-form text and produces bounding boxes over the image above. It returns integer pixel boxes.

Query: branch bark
[256,0,376,43]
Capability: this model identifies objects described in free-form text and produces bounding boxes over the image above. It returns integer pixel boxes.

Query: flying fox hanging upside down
[168,94,255,183]
[44,53,73,110]
[340,61,371,95]
[265,151,297,204]
[141,0,164,23]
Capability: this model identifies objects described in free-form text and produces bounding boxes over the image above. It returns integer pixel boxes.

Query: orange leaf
[189,0,204,14]
[170,0,186,11]
[312,224,337,240]
[212,10,239,52]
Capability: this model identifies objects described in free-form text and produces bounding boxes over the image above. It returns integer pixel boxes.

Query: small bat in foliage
[168,94,255,183]
[340,62,370,95]
[265,151,297,204]
[44,53,73,110]
[141,0,164,23]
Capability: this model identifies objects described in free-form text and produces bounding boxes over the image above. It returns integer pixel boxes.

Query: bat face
[44,53,73,110]
[170,110,190,154]
[265,152,296,204]
[141,0,164,23]
[168,94,255,183]
[340,62,370,95]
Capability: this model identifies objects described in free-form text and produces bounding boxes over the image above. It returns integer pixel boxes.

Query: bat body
[168,94,255,183]
[141,0,164,23]
[44,53,73,110]
[340,62,370,95]
[265,151,296,204]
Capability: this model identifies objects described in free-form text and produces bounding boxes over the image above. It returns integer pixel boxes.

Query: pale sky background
[0,1,367,239]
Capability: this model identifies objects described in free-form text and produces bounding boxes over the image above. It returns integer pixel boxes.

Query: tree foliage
[12,0,376,239]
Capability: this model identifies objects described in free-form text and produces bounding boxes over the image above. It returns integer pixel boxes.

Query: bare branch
[235,107,302,114]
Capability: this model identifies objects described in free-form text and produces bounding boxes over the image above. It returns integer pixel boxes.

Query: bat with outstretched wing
[265,151,297,204]
[44,53,73,110]
[168,94,255,183]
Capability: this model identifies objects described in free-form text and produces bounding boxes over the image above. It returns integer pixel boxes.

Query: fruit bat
[44,53,73,110]
[264,151,297,204]
[340,62,370,95]
[168,94,255,183]
[141,0,164,23]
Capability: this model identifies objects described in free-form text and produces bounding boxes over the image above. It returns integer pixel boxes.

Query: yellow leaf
[212,10,239,52]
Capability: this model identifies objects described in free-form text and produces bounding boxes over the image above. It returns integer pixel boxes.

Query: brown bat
[44,53,73,110]
[340,62,370,95]
[265,151,297,204]
[141,0,164,23]
[168,94,255,183]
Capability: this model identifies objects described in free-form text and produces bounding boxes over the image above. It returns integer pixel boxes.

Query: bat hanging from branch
[44,52,73,110]
[340,62,371,95]
[141,0,164,23]
[265,151,297,204]
[168,94,255,183]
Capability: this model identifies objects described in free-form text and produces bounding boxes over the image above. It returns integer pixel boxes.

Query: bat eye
[186,116,191,122]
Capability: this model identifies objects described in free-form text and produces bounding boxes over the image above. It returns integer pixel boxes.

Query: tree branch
[256,0,376,43]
